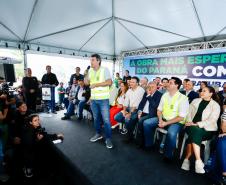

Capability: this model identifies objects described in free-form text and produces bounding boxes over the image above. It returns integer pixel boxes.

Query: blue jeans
[114,109,138,138]
[65,100,86,118]
[114,108,131,124]
[164,123,183,158]
[217,136,226,173]
[143,117,158,147]
[135,114,151,145]
[143,120,183,158]
[77,100,86,119]
[63,97,69,109]
[47,87,56,112]
[65,101,75,117]
[91,99,112,139]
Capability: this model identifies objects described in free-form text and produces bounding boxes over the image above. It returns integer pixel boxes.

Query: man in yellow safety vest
[85,54,113,149]
[143,77,189,161]
[157,77,189,161]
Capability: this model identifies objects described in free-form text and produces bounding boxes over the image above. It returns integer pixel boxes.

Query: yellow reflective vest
[89,67,110,100]
[162,91,188,124]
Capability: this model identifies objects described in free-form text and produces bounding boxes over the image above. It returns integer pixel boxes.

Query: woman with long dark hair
[181,86,221,174]
[109,82,128,127]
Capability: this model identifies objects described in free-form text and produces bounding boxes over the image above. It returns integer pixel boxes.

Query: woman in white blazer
[181,86,221,174]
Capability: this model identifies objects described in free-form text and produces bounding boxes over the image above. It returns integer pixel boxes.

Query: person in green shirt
[57,82,65,109]
[113,72,122,88]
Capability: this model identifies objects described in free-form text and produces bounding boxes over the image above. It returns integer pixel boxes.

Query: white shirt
[117,94,126,105]
[70,84,78,97]
[123,86,145,109]
[142,92,156,113]
[143,101,149,113]
[186,90,191,96]
[77,87,85,101]
[158,91,189,118]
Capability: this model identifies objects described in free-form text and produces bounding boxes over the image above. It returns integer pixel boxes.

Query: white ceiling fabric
[0,0,225,56]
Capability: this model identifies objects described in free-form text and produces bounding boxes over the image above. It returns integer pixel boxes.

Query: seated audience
[181,80,199,103]
[61,79,78,120]
[157,77,189,161]
[114,77,145,140]
[69,67,84,86]
[181,86,221,174]
[61,78,89,120]
[180,78,190,92]
[110,82,128,127]
[140,77,148,90]
[134,82,162,147]
[218,83,226,104]
[8,102,32,177]
[154,77,161,89]
[122,70,131,82]
[22,114,63,178]
[158,78,169,94]
[198,81,208,94]
[216,103,226,183]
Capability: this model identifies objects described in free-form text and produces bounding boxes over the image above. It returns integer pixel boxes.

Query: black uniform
[22,76,39,111]
[41,73,59,86]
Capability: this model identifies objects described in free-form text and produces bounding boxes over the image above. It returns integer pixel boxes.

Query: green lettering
[177,57,184,64]
[137,60,143,66]
[130,60,136,67]
[220,54,226,63]
[195,56,203,64]
[188,56,194,64]
[211,54,220,63]
[202,55,211,63]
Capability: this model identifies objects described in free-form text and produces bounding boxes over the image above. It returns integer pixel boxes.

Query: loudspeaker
[0,64,16,82]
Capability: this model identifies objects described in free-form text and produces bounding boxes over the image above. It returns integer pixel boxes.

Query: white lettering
[217,66,226,77]
[203,66,216,77]
[192,65,226,77]
[192,66,203,76]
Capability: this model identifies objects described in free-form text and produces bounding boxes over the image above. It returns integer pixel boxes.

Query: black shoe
[52,111,57,114]
[61,116,70,120]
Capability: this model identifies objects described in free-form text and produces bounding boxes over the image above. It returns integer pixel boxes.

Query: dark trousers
[47,87,56,112]
[125,111,138,139]
[25,93,37,112]
[134,113,151,146]
[23,139,55,172]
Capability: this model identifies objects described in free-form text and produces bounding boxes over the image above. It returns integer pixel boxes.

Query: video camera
[0,82,10,96]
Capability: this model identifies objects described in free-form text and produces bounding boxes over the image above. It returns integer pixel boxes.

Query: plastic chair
[154,128,179,148]
[179,133,211,164]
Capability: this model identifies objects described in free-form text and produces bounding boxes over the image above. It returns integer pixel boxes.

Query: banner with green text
[123,48,226,88]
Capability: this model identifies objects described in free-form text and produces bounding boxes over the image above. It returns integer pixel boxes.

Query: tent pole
[23,49,27,70]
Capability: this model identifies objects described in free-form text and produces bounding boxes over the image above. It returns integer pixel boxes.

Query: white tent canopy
[1,0,226,58]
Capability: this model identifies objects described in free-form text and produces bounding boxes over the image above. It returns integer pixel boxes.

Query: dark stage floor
[39,111,211,185]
